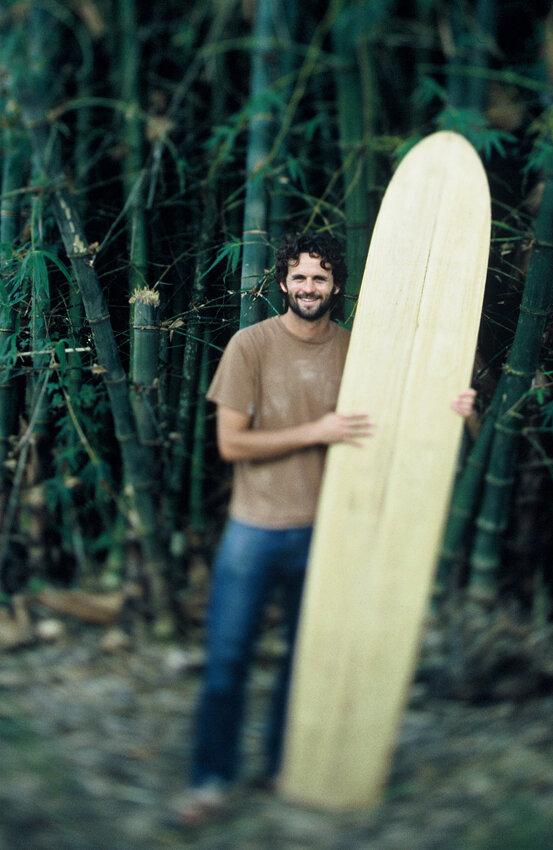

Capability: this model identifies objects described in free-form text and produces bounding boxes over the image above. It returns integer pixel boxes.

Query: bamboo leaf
[201,238,243,278]
[55,339,67,373]
[38,248,73,284]
[436,107,517,158]
[540,398,553,428]
[31,252,50,301]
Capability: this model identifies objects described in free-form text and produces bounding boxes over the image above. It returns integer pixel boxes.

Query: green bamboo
[468,159,553,604]
[119,0,148,298]
[164,197,215,536]
[239,0,276,328]
[444,0,496,111]
[68,71,91,405]
[467,0,497,112]
[434,408,495,601]
[0,118,26,488]
[266,0,298,315]
[29,181,50,440]
[445,2,467,108]
[9,81,168,621]
[189,326,211,533]
[331,6,371,304]
[129,286,161,476]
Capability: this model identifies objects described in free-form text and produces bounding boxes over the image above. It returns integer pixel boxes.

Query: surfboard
[280,131,491,810]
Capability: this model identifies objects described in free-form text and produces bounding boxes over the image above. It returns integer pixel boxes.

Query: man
[174,231,475,824]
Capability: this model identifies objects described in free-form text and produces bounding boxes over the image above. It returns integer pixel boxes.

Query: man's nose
[302,277,316,291]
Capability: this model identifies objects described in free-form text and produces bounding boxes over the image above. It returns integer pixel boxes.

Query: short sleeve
[206,330,258,417]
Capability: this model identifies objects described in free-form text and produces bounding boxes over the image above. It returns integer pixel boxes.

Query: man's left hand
[450,388,477,420]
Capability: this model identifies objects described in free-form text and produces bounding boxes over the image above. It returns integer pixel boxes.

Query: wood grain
[280,131,491,810]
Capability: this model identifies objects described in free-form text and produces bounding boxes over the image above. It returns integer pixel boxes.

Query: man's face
[280,253,339,322]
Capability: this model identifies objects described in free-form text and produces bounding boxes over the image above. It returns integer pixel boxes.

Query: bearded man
[173,231,474,824]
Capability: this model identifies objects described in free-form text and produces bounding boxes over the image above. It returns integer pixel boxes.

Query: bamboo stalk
[239,0,276,328]
[119,0,148,298]
[68,71,90,406]
[468,164,553,604]
[189,326,211,533]
[29,180,50,439]
[11,87,168,622]
[434,401,495,602]
[332,11,371,304]
[129,286,161,477]
[266,0,298,315]
[163,190,217,540]
[0,119,26,488]
[467,0,497,112]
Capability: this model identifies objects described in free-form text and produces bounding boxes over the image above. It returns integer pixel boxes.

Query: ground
[1,614,553,850]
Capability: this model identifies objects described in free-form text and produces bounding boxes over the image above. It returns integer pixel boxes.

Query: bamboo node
[484,473,515,487]
[449,505,471,519]
[519,304,552,318]
[470,556,499,574]
[502,363,536,378]
[115,431,136,443]
[495,420,522,436]
[103,374,127,386]
[440,546,462,559]
[22,115,51,131]
[66,251,93,260]
[466,455,486,470]
[475,516,508,533]
[88,314,111,326]
[467,585,496,604]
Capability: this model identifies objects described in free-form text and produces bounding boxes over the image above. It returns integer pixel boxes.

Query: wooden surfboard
[280,131,491,810]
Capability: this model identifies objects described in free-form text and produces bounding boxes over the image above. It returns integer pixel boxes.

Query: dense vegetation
[1,0,552,628]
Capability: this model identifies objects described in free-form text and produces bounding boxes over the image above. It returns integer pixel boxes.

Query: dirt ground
[2,611,553,850]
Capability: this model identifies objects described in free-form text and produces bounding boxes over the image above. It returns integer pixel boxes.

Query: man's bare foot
[169,780,230,827]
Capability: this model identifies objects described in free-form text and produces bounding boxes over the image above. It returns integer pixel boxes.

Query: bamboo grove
[0,0,553,627]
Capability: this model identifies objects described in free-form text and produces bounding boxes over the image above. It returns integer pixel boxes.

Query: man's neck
[279,309,333,342]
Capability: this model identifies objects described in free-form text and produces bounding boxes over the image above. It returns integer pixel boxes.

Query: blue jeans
[190,519,313,787]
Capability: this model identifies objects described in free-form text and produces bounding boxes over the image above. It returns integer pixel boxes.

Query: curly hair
[274,231,348,292]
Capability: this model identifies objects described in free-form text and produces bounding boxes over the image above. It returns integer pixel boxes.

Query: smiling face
[280,253,340,322]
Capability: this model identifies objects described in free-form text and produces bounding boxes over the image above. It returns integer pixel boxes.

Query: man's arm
[216,405,375,463]
[216,388,474,464]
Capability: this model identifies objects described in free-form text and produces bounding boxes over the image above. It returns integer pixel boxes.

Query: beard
[284,291,334,322]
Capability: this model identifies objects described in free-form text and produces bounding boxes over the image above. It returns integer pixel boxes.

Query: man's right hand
[314,412,375,447]
[216,406,375,462]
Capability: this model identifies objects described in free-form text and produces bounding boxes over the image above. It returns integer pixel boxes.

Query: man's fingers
[340,413,375,441]
[451,389,477,419]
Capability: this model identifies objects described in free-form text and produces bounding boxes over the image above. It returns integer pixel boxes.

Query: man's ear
[279,281,287,293]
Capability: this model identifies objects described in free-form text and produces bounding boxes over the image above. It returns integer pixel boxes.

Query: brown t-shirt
[207,315,350,528]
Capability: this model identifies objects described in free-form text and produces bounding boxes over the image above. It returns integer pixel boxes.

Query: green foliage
[525,106,553,173]
[0,0,551,603]
[332,0,395,47]
[415,77,516,157]
[437,107,516,158]
[202,236,244,278]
